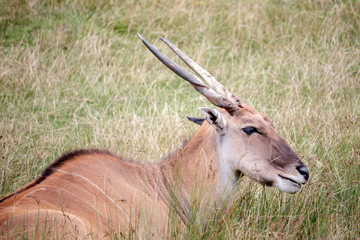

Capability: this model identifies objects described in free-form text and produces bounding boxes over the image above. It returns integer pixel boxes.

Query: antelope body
[0,34,309,238]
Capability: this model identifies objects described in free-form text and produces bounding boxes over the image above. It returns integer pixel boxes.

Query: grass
[0,0,359,238]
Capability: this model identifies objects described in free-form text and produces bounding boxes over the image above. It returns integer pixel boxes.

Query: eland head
[137,33,309,194]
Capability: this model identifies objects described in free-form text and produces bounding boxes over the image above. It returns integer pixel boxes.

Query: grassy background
[0,0,359,238]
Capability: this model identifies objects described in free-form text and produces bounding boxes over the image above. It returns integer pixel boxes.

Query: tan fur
[0,106,308,238]
[0,123,218,238]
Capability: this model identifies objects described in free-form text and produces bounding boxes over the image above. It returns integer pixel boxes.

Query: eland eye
[242,126,259,135]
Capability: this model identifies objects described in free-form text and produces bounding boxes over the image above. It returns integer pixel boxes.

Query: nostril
[296,165,309,181]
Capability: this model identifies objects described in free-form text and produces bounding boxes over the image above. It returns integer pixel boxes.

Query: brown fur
[0,106,308,238]
[0,123,218,238]
[1,35,310,237]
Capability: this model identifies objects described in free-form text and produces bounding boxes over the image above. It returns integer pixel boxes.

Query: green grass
[1,0,359,238]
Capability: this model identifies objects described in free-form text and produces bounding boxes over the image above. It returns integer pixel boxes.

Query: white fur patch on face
[273,175,302,194]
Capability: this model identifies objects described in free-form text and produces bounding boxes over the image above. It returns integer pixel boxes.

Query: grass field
[1,0,359,238]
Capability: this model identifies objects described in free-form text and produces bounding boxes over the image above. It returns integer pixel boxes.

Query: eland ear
[198,107,227,130]
[186,116,206,125]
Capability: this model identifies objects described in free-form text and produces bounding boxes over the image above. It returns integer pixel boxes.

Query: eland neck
[160,122,239,198]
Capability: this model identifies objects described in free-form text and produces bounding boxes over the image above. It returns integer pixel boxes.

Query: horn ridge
[137,33,239,113]
[159,37,244,106]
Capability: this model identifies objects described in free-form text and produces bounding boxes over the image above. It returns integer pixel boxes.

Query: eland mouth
[275,173,308,194]
[278,174,302,187]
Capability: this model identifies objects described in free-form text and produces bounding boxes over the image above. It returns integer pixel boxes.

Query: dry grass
[1,0,359,238]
